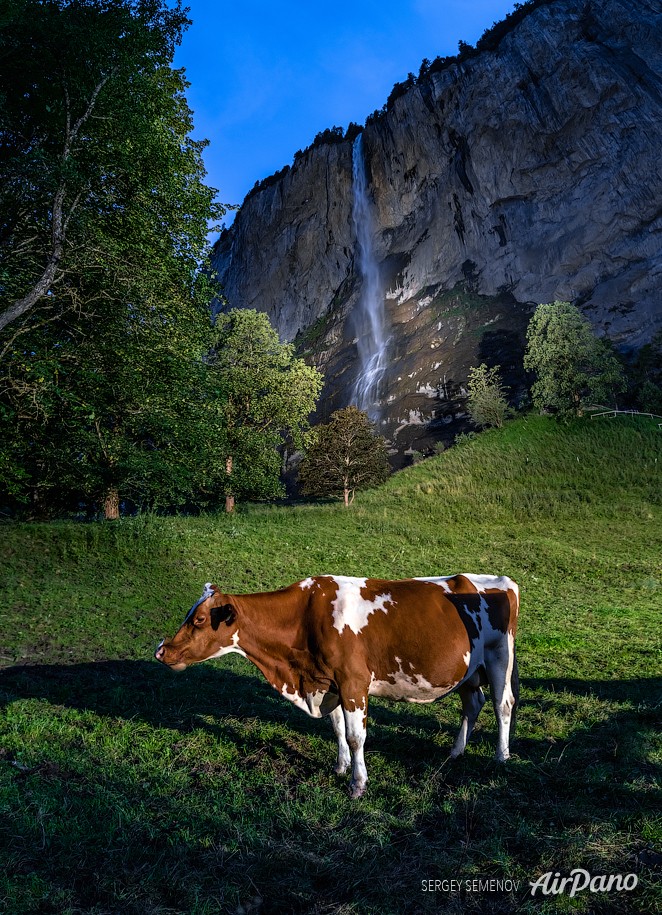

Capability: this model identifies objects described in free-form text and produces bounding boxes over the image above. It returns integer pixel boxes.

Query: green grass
[1,414,661,914]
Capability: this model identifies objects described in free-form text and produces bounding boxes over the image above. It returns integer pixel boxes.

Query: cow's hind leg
[329,705,351,775]
[450,672,486,759]
[484,633,517,762]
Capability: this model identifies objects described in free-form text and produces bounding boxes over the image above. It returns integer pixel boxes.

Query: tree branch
[0,184,66,333]
[0,68,117,334]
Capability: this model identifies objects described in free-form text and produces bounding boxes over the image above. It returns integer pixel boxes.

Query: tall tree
[297,406,391,507]
[210,309,323,513]
[524,302,625,418]
[0,0,229,517]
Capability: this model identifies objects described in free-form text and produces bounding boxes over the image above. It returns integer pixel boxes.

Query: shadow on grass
[1,659,660,771]
[0,660,660,914]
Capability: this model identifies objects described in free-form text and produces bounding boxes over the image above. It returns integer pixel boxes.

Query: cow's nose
[155,641,165,662]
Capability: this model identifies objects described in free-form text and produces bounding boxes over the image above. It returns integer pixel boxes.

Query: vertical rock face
[212,0,662,455]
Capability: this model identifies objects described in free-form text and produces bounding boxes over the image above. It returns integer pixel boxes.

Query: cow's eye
[193,615,206,627]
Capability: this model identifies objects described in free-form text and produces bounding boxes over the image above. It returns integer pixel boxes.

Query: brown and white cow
[155,574,519,797]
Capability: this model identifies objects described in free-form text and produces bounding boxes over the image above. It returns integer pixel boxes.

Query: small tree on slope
[297,406,391,507]
[467,363,512,429]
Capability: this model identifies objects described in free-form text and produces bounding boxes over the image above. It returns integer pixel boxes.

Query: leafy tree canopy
[524,301,626,418]
[0,0,224,336]
[297,406,391,507]
[210,309,323,512]
[1,288,228,518]
[0,0,231,518]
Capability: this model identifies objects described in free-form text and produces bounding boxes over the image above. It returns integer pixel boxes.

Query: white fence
[590,408,662,428]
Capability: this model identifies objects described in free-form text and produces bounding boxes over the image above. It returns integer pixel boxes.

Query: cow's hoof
[348,781,367,799]
[449,746,464,760]
[495,750,510,763]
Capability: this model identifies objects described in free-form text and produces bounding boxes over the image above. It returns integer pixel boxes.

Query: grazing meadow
[1,415,660,914]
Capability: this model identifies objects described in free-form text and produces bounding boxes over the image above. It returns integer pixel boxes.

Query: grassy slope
[0,415,660,914]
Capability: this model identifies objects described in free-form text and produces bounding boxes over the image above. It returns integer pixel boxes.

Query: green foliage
[0,289,228,516]
[0,0,224,334]
[298,406,391,506]
[211,310,323,506]
[0,0,242,517]
[467,363,512,429]
[524,301,626,418]
[627,331,662,413]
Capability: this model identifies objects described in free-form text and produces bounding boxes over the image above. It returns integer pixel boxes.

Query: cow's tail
[510,643,519,741]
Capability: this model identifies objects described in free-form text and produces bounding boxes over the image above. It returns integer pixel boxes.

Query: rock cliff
[212,0,662,456]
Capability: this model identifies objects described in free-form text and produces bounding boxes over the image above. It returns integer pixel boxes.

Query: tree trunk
[104,487,120,521]
[343,487,350,507]
[225,455,235,513]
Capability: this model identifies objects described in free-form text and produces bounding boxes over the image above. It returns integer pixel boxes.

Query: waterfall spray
[351,133,389,420]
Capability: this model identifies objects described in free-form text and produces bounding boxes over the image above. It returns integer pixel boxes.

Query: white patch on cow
[329,576,392,635]
[415,576,452,592]
[206,629,247,660]
[463,650,471,667]
[299,577,315,589]
[369,665,456,703]
[417,572,517,596]
[280,683,308,713]
[278,684,339,719]
[462,573,514,593]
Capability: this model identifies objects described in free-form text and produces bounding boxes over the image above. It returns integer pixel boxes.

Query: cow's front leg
[342,699,368,798]
[329,705,351,775]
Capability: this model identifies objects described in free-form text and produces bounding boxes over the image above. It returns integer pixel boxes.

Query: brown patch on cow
[360,579,396,608]
[338,578,472,691]
[481,587,519,636]
[445,575,518,636]
[484,591,511,634]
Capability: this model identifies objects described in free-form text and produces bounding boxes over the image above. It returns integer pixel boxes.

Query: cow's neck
[232,587,309,683]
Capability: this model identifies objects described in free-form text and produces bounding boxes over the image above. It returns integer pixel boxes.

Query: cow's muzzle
[154,640,187,671]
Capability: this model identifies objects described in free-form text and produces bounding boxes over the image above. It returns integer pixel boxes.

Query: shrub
[467,364,512,429]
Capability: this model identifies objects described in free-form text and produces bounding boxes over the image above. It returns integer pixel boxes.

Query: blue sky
[174,1,519,228]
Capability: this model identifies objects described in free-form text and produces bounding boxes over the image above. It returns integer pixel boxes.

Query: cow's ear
[210,604,236,630]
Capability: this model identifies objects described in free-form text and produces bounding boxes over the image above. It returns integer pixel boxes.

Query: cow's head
[154,583,241,671]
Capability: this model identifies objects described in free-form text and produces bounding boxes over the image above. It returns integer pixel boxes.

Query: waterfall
[351,133,389,420]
